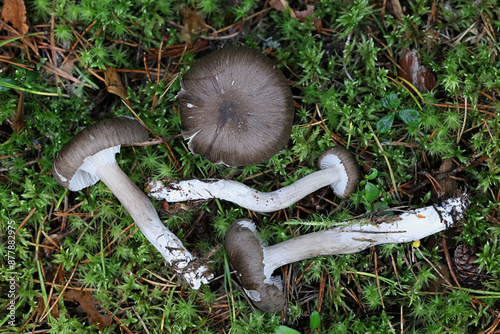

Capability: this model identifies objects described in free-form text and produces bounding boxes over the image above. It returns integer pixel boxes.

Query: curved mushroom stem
[262,193,469,279]
[148,166,342,213]
[90,152,213,289]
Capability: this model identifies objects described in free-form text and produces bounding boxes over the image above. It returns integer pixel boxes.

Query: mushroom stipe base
[52,117,213,289]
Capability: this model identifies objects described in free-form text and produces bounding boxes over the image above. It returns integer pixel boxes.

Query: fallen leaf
[269,0,287,12]
[36,296,59,319]
[294,4,315,20]
[1,0,29,36]
[104,67,129,102]
[294,5,323,30]
[42,232,65,258]
[399,49,436,92]
[59,56,76,77]
[180,4,205,45]
[64,290,112,331]
[269,0,322,31]
[437,158,458,197]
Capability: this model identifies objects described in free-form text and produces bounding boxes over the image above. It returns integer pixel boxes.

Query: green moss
[1,0,499,332]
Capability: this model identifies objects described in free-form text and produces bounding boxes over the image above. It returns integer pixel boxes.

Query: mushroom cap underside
[317,146,360,198]
[52,117,149,190]
[177,46,294,166]
[225,219,285,312]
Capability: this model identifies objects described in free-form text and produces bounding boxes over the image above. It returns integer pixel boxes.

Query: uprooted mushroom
[148,146,360,213]
[177,46,294,166]
[225,193,470,312]
[52,117,213,289]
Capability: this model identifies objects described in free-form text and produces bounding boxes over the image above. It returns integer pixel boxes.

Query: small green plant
[275,325,300,334]
[1,0,499,332]
[359,168,382,203]
[309,310,321,331]
[376,93,421,133]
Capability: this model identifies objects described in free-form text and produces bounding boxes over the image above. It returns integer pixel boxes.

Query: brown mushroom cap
[317,146,360,198]
[177,46,294,166]
[225,219,285,312]
[52,117,149,190]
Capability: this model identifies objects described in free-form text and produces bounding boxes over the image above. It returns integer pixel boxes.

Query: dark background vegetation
[1,0,500,332]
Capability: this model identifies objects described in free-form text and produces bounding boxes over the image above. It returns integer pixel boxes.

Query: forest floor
[1,0,500,333]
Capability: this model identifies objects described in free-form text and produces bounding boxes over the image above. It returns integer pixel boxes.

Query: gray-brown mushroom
[225,193,469,312]
[177,46,294,166]
[52,117,212,289]
[225,219,285,313]
[148,146,361,212]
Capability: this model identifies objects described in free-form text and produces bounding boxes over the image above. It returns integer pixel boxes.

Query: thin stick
[374,248,386,309]
[39,261,80,322]
[366,121,401,202]
[457,97,468,144]
[123,134,183,147]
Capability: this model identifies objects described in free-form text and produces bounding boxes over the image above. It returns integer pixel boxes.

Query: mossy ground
[1,0,500,333]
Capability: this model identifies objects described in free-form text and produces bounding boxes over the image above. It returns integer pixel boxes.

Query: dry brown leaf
[399,49,436,92]
[180,4,205,45]
[1,0,29,36]
[294,4,315,20]
[64,290,112,331]
[269,0,287,12]
[104,67,129,102]
[36,296,60,319]
[438,158,458,198]
[42,232,65,258]
[59,56,76,77]
[294,5,323,30]
[269,0,322,31]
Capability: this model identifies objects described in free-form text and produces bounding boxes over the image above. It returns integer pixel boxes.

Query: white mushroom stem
[148,166,344,213]
[82,147,213,289]
[254,194,468,285]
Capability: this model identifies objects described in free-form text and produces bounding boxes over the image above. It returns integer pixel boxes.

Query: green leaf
[310,310,321,330]
[0,78,17,92]
[0,78,65,96]
[373,201,390,211]
[365,183,381,202]
[275,325,301,334]
[381,93,400,109]
[0,32,44,48]
[376,113,395,133]
[399,109,421,126]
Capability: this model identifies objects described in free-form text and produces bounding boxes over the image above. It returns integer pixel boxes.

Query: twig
[123,134,183,147]
[410,156,476,193]
[374,248,386,309]
[366,121,401,202]
[133,308,151,334]
[199,31,240,40]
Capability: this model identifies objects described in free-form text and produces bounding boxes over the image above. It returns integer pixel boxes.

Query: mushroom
[148,146,360,213]
[52,117,212,289]
[177,46,294,166]
[225,193,470,312]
